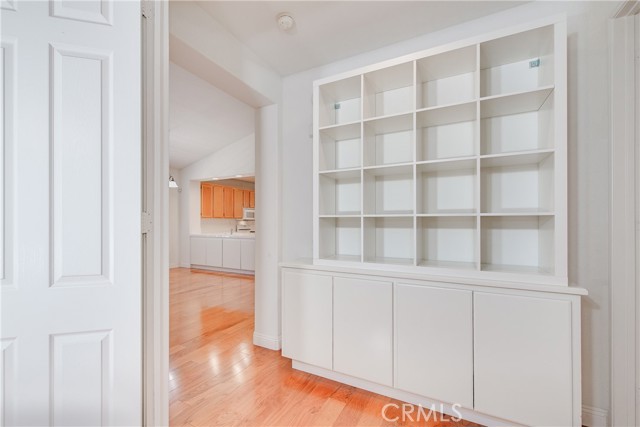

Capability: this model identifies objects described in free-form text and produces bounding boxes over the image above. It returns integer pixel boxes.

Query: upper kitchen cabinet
[201,184,213,218]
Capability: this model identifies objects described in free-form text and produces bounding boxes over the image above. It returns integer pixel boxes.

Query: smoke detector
[276,13,295,32]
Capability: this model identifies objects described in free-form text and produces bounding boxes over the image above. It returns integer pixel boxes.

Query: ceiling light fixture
[276,13,295,32]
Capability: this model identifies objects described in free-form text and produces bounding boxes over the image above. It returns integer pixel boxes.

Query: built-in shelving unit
[313,20,566,285]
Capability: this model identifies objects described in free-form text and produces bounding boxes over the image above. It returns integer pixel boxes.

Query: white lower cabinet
[205,238,223,267]
[282,271,333,370]
[190,237,206,265]
[333,277,393,386]
[474,292,574,427]
[281,266,582,426]
[240,239,255,271]
[394,283,473,408]
[222,239,242,269]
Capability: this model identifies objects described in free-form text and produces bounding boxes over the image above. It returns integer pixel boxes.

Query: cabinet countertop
[280,259,587,296]
[191,233,255,240]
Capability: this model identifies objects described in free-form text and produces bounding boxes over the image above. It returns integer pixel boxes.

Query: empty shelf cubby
[319,217,362,262]
[417,216,477,269]
[363,62,414,119]
[319,123,362,171]
[416,102,477,161]
[319,75,362,128]
[364,217,414,265]
[319,170,361,215]
[417,159,477,214]
[363,165,414,215]
[363,113,413,167]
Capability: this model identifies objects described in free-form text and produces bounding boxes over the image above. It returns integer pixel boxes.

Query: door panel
[205,238,222,267]
[201,184,213,218]
[222,239,241,269]
[240,239,254,271]
[223,187,234,218]
[282,271,332,369]
[243,190,250,208]
[233,188,243,218]
[333,277,392,386]
[474,293,573,426]
[395,284,473,407]
[249,190,255,208]
[1,2,141,424]
[212,185,223,218]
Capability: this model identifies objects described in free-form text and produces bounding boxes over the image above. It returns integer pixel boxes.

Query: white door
[1,1,141,425]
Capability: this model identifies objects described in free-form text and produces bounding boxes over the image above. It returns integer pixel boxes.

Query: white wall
[281,1,617,416]
[178,134,255,267]
[169,168,181,268]
[254,104,282,350]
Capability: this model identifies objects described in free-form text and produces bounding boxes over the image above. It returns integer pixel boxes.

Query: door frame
[142,0,170,425]
[610,2,640,427]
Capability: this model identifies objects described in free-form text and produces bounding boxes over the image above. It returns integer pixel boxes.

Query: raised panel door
[1,2,142,423]
[249,190,255,208]
[201,184,213,218]
[243,190,250,208]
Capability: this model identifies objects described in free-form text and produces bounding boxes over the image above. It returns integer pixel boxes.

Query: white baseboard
[293,360,524,427]
[179,262,190,268]
[253,332,281,350]
[582,405,608,427]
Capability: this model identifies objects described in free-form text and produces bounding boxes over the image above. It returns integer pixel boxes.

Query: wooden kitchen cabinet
[234,188,244,218]
[249,190,255,208]
[200,184,213,218]
[223,187,234,218]
[243,190,251,208]
[212,185,224,218]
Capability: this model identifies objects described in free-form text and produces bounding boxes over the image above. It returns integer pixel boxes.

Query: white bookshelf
[313,19,567,285]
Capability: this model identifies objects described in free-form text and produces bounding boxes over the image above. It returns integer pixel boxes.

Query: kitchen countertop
[190,233,255,239]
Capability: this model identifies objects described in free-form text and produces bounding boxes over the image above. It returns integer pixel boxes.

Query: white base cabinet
[394,284,473,408]
[281,271,333,370]
[474,293,574,427]
[240,240,255,271]
[281,264,584,427]
[333,278,392,386]
[189,236,255,273]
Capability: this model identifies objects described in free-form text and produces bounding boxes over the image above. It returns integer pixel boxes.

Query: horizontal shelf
[318,168,361,179]
[417,213,477,217]
[481,263,553,276]
[363,214,414,218]
[319,121,361,139]
[418,260,477,270]
[480,149,554,166]
[480,212,554,216]
[480,86,554,118]
[364,257,415,266]
[319,119,362,133]
[319,214,362,218]
[320,254,362,263]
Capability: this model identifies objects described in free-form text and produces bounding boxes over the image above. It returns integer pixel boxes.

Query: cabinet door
[333,277,392,386]
[222,239,241,269]
[243,190,251,208]
[205,238,223,267]
[395,284,473,407]
[190,237,206,265]
[223,187,234,218]
[249,191,255,208]
[474,293,573,427]
[240,240,255,271]
[282,270,332,370]
[200,184,213,218]
[212,186,224,218]
[233,188,244,218]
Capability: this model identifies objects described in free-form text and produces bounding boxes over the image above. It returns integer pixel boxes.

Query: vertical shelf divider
[475,44,482,271]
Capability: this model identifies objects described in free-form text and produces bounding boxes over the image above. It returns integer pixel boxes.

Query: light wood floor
[169,267,482,427]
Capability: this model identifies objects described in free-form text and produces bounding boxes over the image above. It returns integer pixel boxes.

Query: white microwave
[242,208,255,220]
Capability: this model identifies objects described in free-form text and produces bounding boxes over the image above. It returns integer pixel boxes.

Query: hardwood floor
[170,268,482,427]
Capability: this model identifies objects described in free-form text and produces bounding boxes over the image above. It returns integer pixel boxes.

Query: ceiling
[197,1,527,76]
[169,62,255,169]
